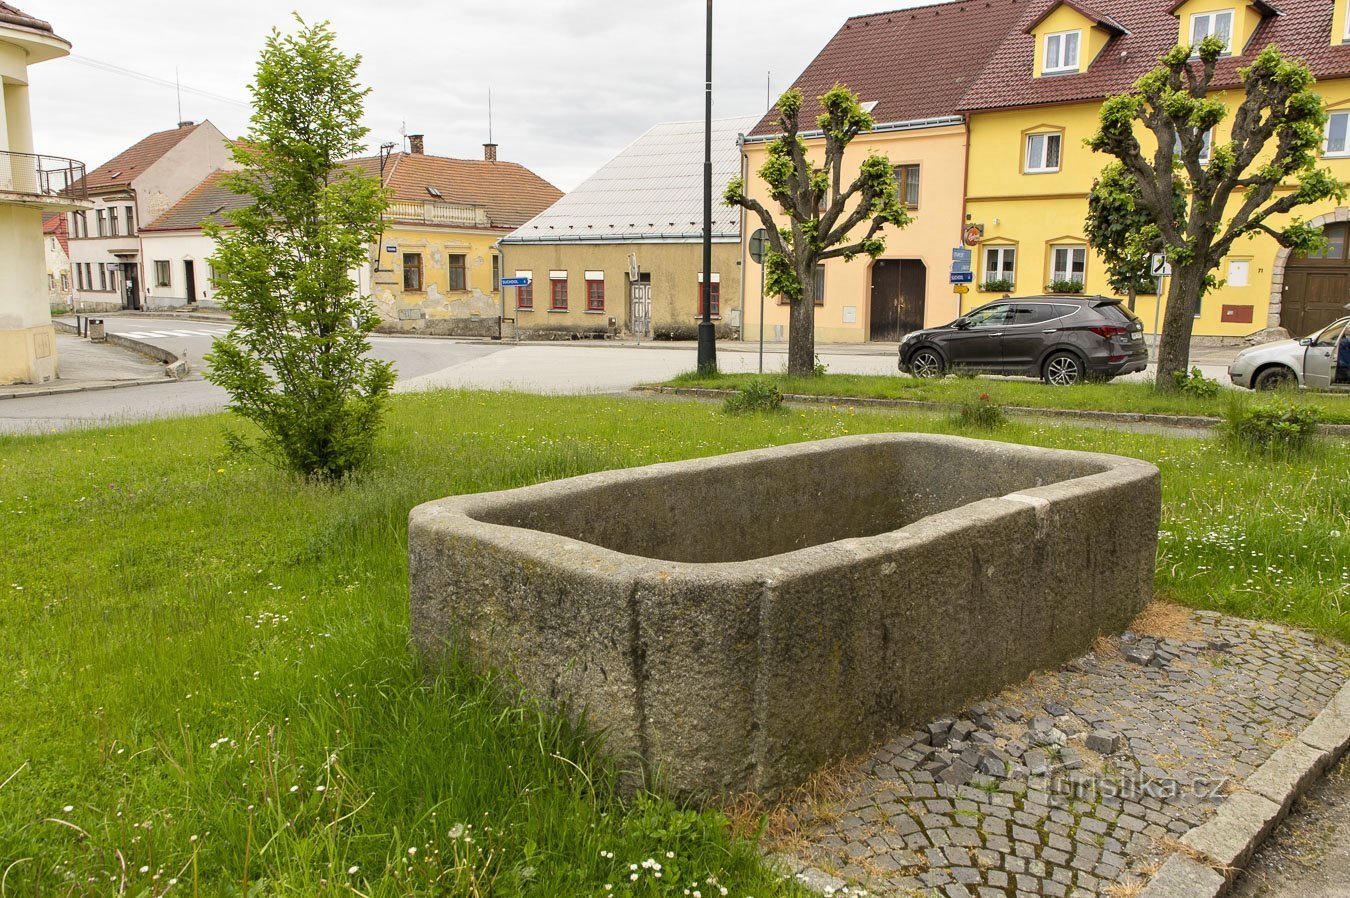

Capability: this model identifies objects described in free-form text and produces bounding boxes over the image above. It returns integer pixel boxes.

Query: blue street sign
[952,247,972,263]
[951,260,971,273]
[949,270,974,285]
[500,277,532,287]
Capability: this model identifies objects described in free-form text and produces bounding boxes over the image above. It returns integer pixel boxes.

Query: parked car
[1228,316,1350,391]
[897,296,1149,385]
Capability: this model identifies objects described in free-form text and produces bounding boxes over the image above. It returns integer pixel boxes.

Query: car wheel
[1253,365,1297,391]
[1042,352,1084,386]
[909,348,945,379]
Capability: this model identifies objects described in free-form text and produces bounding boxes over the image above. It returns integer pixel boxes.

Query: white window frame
[1325,110,1350,158]
[1024,131,1063,173]
[1190,10,1234,54]
[1042,30,1081,74]
[1174,128,1214,164]
[1051,245,1087,285]
[984,246,1017,284]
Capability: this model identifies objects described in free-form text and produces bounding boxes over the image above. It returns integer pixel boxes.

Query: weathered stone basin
[409,433,1160,798]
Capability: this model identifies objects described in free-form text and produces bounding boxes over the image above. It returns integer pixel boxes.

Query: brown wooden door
[870,260,902,342]
[897,261,927,334]
[1283,268,1350,337]
[1284,223,1350,336]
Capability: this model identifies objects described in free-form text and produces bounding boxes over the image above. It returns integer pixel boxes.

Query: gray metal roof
[501,115,760,245]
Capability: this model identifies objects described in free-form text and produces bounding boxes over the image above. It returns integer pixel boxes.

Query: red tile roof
[748,0,1027,137]
[0,2,54,34]
[80,123,203,193]
[961,0,1350,112]
[1024,0,1127,35]
[140,170,250,232]
[346,151,564,229]
[42,211,68,255]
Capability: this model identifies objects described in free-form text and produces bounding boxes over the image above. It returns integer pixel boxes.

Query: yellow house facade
[737,0,1027,345]
[960,0,1350,340]
[350,139,563,337]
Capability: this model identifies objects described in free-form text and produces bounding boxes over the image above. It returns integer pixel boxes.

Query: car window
[1010,304,1061,325]
[1055,304,1082,318]
[966,304,1014,327]
[1311,318,1350,346]
[1095,302,1142,325]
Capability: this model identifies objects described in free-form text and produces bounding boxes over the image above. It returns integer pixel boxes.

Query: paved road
[0,316,1238,434]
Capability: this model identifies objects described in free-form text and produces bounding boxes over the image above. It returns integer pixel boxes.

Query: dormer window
[1043,30,1081,74]
[1190,9,1234,53]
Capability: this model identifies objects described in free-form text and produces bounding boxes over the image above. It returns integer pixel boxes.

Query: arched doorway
[1281,221,1350,336]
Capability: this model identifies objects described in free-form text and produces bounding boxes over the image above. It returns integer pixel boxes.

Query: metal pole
[758,258,765,374]
[1153,274,1164,358]
[696,0,717,374]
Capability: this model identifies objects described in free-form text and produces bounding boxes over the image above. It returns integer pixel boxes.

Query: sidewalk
[0,334,171,400]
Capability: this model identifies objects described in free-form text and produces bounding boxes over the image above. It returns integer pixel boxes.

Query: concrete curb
[1138,681,1350,898]
[634,385,1350,437]
[0,376,180,401]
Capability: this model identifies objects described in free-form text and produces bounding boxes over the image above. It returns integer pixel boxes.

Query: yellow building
[739,0,1025,344]
[0,4,88,384]
[960,0,1350,339]
[350,137,562,337]
[502,118,753,340]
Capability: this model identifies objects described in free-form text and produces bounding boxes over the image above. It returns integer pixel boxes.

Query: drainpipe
[496,238,506,341]
[959,116,972,321]
[737,132,748,343]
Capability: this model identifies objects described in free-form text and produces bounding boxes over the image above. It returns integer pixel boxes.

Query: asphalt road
[1,316,1238,434]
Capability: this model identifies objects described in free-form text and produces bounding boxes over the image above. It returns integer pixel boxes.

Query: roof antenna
[488,87,494,144]
[176,66,183,125]
[766,70,771,112]
[399,120,408,152]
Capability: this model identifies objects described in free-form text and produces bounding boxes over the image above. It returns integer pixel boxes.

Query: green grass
[661,370,1350,424]
[1,391,1346,895]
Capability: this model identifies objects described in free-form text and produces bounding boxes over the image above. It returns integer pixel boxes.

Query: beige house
[0,3,88,384]
[500,117,756,339]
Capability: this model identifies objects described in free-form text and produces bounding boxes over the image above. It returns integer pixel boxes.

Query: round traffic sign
[749,228,768,264]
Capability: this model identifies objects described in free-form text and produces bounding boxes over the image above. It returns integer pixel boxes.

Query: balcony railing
[387,200,489,228]
[0,151,88,201]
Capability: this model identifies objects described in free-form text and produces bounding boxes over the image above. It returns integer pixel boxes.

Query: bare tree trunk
[1155,264,1206,390]
[787,266,817,376]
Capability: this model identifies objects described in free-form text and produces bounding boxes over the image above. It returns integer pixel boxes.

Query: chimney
[483,142,498,162]
[178,120,195,128]
[409,134,425,155]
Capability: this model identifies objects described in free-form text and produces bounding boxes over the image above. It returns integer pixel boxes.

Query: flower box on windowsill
[979,279,1016,293]
[1046,280,1085,295]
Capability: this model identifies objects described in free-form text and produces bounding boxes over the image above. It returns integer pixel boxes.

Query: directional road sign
[500,277,532,287]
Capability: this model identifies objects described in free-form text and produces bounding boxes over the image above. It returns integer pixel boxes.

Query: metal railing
[0,151,88,200]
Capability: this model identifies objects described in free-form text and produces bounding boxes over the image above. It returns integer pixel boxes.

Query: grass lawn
[661,370,1350,424]
[1,392,1346,895]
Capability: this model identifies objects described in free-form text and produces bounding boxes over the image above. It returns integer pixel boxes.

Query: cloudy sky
[26,0,937,192]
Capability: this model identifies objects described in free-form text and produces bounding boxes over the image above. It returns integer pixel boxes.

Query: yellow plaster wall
[502,241,742,337]
[965,75,1350,338]
[740,123,968,344]
[372,224,503,324]
[1030,6,1099,77]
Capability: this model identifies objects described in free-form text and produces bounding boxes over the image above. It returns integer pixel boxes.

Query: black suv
[898,296,1149,385]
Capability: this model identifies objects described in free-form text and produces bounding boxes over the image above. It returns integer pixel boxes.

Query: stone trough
[409,433,1161,798]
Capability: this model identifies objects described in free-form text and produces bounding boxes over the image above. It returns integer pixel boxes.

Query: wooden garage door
[1284,223,1350,336]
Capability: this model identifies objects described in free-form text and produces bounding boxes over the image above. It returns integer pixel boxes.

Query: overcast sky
[26,0,938,192]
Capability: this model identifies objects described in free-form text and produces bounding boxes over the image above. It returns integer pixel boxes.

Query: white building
[0,2,88,384]
[43,211,71,308]
[66,120,237,312]
[138,170,248,309]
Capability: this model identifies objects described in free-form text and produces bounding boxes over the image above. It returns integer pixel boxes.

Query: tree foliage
[205,17,394,481]
[1088,38,1343,389]
[1084,163,1183,301]
[724,85,909,375]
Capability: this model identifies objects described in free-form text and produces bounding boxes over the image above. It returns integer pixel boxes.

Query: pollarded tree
[724,86,910,376]
[1085,163,1182,311]
[1089,38,1343,390]
[206,18,394,480]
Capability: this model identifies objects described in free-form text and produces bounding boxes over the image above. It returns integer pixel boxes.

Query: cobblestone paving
[777,611,1348,897]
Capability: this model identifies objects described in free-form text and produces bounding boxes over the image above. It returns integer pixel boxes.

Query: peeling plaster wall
[368,225,505,335]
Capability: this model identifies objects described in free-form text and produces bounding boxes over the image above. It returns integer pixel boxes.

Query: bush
[813,354,829,377]
[1046,279,1086,294]
[1173,366,1221,398]
[979,277,1015,293]
[724,379,784,414]
[1221,397,1323,454]
[954,391,1008,430]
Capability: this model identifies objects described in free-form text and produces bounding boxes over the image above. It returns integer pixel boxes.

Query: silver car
[1229,317,1350,391]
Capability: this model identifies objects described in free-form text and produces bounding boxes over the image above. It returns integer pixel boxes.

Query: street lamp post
[696,0,717,374]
